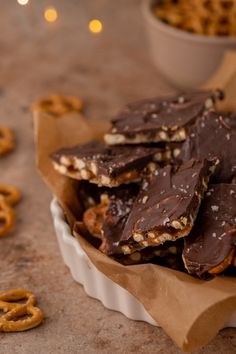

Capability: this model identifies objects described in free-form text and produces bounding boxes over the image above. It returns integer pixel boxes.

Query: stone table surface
[0,1,235,353]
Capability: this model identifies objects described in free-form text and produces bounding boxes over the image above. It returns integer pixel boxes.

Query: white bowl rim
[142,0,236,45]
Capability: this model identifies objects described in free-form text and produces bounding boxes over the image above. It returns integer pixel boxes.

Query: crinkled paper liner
[33,51,236,352]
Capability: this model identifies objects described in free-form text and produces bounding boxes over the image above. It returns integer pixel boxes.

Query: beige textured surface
[0,1,235,353]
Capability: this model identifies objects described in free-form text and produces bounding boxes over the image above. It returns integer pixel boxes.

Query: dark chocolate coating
[179,111,236,183]
[108,90,223,138]
[78,181,108,209]
[115,239,184,265]
[153,254,186,273]
[183,184,236,277]
[121,159,215,243]
[51,141,161,177]
[101,184,139,255]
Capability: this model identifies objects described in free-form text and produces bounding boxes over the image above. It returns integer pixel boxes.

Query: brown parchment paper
[33,51,236,352]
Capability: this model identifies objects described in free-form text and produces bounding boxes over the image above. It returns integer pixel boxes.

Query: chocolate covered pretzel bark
[83,184,139,253]
[183,184,236,278]
[104,90,223,145]
[51,141,168,187]
[119,158,218,255]
[179,110,236,183]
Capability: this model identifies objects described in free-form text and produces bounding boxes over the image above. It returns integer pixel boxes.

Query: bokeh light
[89,19,103,34]
[44,7,58,23]
[17,0,29,5]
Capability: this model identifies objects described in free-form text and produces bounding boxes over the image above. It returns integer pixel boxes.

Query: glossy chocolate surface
[121,159,215,244]
[183,184,236,277]
[179,111,236,182]
[107,90,223,139]
[51,141,162,177]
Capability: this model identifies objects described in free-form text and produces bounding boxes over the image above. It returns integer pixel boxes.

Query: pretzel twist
[0,127,15,156]
[0,290,43,332]
[0,289,36,306]
[0,184,21,206]
[83,195,109,238]
[32,94,83,117]
[0,196,16,237]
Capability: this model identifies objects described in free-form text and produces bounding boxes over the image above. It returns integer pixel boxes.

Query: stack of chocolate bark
[51,90,236,279]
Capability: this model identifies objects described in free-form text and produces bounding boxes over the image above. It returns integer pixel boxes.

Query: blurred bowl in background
[142,0,236,89]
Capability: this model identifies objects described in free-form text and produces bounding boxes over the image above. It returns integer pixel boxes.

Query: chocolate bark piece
[182,184,236,278]
[83,184,139,254]
[179,111,236,183]
[104,90,223,145]
[119,158,218,255]
[51,141,168,187]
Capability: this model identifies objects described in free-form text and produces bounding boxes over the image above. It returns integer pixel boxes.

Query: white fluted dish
[50,199,236,328]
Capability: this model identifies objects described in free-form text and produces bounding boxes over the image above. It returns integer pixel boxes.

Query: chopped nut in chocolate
[183,184,236,278]
[104,90,223,145]
[51,141,168,187]
[119,159,218,254]
[179,110,236,183]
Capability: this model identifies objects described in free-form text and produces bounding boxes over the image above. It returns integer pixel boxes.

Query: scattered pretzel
[0,289,36,306]
[0,184,21,207]
[0,196,16,237]
[32,94,83,117]
[0,127,15,156]
[0,289,43,332]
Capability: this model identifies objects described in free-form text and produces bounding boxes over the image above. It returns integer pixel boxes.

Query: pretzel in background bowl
[141,0,236,88]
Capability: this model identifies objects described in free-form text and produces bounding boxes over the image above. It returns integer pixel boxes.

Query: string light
[89,19,103,34]
[44,7,58,23]
[17,0,29,5]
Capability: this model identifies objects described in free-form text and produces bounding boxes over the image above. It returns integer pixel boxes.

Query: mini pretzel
[0,196,16,237]
[0,184,21,206]
[0,127,15,156]
[0,290,43,332]
[0,305,43,332]
[83,197,109,238]
[32,94,83,117]
[0,289,36,306]
[83,194,109,238]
